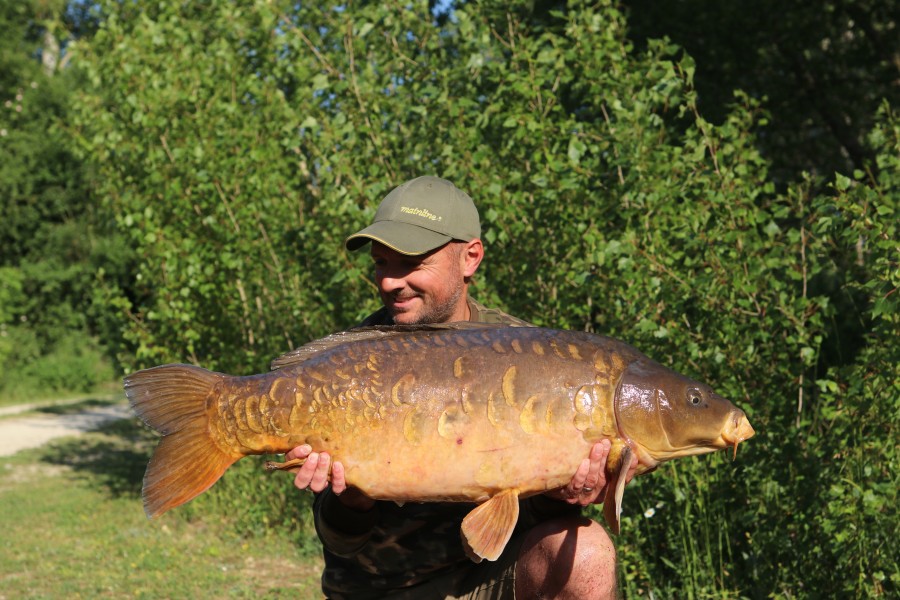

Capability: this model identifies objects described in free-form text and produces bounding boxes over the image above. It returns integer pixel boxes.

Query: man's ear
[461,239,484,278]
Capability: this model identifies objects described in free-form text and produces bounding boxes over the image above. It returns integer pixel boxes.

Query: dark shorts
[382,533,525,600]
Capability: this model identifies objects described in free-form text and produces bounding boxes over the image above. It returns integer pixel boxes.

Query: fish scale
[125,323,754,562]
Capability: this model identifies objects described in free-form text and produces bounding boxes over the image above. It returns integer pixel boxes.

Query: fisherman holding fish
[284,176,638,599]
[126,178,753,597]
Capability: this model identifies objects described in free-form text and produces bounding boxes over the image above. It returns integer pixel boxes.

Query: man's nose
[377,272,406,293]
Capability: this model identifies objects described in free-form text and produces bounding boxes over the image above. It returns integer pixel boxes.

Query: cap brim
[345,221,454,255]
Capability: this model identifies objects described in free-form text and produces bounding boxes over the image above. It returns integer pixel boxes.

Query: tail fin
[125,364,239,518]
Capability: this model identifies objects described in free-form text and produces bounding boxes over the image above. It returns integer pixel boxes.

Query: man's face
[370,241,467,324]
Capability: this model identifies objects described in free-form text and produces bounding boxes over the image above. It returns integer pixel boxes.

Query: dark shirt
[313,297,576,598]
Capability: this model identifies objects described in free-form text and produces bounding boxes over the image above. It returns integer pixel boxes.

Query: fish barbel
[125,324,754,561]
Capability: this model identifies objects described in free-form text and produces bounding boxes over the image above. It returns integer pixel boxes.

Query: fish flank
[520,396,542,434]
[502,366,518,408]
[461,389,474,415]
[487,392,501,427]
[360,387,378,410]
[574,386,593,415]
[258,393,270,419]
[403,407,428,445]
[438,404,469,438]
[392,373,415,406]
[544,396,557,427]
[245,395,264,433]
[232,396,249,432]
[549,339,566,359]
[454,356,465,378]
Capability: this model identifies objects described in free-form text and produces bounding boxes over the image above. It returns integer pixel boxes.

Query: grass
[0,418,323,599]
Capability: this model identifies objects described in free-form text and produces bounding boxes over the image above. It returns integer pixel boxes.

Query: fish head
[615,359,754,463]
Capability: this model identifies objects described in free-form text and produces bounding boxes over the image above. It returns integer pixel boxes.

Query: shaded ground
[0,417,323,599]
[0,396,132,457]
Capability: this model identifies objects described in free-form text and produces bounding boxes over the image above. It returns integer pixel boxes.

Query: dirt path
[0,399,132,457]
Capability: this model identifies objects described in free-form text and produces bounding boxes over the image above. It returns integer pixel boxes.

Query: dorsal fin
[269,322,507,370]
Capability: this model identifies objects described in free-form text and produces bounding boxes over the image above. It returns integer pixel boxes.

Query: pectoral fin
[460,489,520,563]
[265,458,306,473]
[602,445,633,535]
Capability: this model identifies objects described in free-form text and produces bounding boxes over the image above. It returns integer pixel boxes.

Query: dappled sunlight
[38,417,158,499]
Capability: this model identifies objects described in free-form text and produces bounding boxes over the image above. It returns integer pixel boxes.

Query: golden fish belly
[341,422,595,502]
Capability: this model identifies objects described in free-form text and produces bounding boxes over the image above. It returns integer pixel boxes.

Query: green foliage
[798,104,899,595]
[0,329,114,401]
[625,0,900,183]
[65,0,897,597]
[70,0,376,372]
[0,0,122,401]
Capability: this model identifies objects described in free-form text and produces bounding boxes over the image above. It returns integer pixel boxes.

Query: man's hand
[285,445,375,511]
[545,439,639,507]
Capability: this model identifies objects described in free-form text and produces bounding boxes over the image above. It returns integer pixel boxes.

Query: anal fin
[460,489,520,563]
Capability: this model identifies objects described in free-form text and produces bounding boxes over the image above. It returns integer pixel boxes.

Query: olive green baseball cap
[345,176,481,255]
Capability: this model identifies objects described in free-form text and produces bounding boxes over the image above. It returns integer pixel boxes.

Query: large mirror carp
[125,324,754,562]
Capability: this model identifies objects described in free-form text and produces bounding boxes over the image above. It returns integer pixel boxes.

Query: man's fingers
[285,444,312,462]
[571,457,590,488]
[584,441,609,489]
[331,461,347,495]
[309,453,332,492]
[293,451,319,490]
[557,457,588,504]
[572,441,612,506]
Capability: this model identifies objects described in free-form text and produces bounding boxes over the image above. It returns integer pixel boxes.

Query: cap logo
[399,206,442,222]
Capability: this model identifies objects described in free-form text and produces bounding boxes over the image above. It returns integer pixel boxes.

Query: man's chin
[391,312,422,325]
[387,305,419,325]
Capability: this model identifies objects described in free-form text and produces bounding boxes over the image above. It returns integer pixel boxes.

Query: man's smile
[388,294,419,310]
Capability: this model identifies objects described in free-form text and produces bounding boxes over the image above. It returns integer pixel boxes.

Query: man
[285,176,636,599]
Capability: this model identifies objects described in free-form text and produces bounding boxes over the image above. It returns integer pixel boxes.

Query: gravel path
[0,399,132,457]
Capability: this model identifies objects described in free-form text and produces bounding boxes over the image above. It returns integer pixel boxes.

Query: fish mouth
[721,412,755,459]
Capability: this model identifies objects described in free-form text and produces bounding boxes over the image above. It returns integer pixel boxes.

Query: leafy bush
[0,329,115,402]
[0,3,119,403]
[69,0,897,596]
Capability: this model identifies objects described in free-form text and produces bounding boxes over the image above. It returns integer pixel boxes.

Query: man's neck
[448,293,471,323]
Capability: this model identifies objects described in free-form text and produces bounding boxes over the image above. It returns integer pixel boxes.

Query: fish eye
[689,392,702,406]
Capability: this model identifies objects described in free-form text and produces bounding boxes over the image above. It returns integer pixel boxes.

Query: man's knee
[515,516,617,599]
